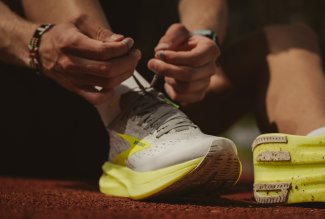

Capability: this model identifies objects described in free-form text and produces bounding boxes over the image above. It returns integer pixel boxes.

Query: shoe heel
[253,134,325,204]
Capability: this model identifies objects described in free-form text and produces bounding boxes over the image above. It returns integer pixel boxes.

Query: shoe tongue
[118,88,197,138]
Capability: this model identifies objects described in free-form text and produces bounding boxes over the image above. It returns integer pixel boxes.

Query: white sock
[95,70,150,127]
[307,127,325,136]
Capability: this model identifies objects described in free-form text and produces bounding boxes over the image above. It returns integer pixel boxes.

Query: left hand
[148,23,220,105]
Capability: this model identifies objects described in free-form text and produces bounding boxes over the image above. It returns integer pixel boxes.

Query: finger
[72,14,124,42]
[155,23,191,51]
[44,69,115,105]
[155,40,219,67]
[63,73,110,88]
[105,48,141,78]
[164,83,206,104]
[57,49,141,78]
[164,77,210,93]
[60,32,134,60]
[48,70,82,96]
[148,59,215,81]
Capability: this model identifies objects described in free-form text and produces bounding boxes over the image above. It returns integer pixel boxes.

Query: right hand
[39,15,141,105]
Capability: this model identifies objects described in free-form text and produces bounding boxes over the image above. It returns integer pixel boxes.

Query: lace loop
[119,79,197,138]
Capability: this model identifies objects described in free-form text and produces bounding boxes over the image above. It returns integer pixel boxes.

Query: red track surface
[0,177,324,219]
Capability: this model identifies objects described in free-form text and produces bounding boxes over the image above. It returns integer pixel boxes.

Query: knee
[263,23,319,54]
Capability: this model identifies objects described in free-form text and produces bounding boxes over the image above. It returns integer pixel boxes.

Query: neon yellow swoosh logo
[113,133,151,165]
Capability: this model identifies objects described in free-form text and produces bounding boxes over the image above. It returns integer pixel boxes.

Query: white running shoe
[99,73,242,200]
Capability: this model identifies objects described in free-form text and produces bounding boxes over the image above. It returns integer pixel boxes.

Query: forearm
[178,0,228,42]
[0,1,37,67]
[22,0,110,28]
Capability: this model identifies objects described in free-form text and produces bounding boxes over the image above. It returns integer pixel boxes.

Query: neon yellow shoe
[99,76,241,200]
[253,133,325,204]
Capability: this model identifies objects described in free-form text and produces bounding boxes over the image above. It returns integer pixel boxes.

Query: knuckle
[57,37,70,51]
[170,23,187,33]
[95,27,111,41]
[189,56,201,67]
[184,69,197,81]
[58,34,79,51]
[100,64,111,74]
[71,14,89,25]
[58,57,73,71]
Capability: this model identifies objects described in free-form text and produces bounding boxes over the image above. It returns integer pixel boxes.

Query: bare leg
[22,0,109,27]
[261,24,325,135]
[184,24,325,135]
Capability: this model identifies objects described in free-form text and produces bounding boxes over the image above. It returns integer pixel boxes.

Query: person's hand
[39,15,141,105]
[148,23,220,105]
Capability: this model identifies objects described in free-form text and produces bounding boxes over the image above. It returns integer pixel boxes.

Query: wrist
[28,23,55,73]
[20,23,39,67]
[192,29,221,48]
[0,20,38,67]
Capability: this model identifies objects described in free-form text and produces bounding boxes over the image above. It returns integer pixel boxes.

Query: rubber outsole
[99,138,242,200]
[253,134,325,204]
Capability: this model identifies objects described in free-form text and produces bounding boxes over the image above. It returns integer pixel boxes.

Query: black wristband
[192,29,221,49]
[28,24,55,73]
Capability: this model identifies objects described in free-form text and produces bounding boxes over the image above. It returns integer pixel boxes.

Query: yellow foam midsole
[99,157,203,200]
[253,134,325,203]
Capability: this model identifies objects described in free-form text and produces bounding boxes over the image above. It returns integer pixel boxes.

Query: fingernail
[155,43,170,51]
[157,50,166,61]
[109,34,124,41]
[122,38,134,50]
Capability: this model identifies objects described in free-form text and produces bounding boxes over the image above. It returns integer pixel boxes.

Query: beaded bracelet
[28,24,55,72]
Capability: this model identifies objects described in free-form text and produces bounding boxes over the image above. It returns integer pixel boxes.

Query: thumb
[72,14,124,42]
[155,23,191,51]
